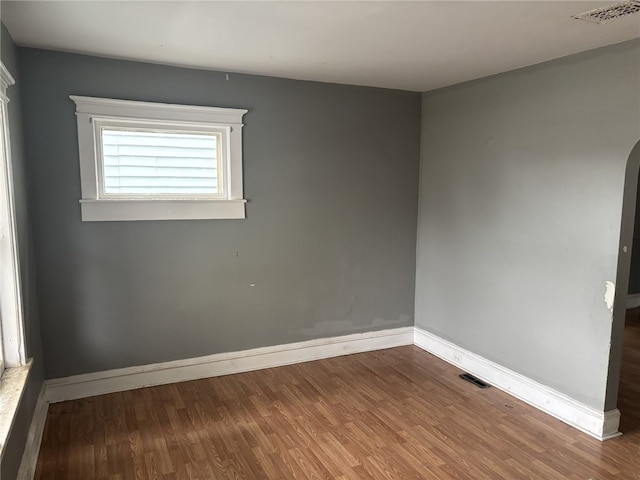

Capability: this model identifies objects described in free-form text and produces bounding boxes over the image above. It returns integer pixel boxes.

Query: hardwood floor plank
[36,313,640,478]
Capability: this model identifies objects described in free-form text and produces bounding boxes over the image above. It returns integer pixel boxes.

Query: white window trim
[0,62,26,371]
[70,96,248,221]
[0,60,31,460]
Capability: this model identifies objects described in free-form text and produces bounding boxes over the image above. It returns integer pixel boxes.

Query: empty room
[1,1,640,479]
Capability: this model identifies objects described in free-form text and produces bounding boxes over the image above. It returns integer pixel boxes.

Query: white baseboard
[413,327,621,441]
[627,293,640,309]
[44,327,414,404]
[15,324,625,480]
[17,385,48,480]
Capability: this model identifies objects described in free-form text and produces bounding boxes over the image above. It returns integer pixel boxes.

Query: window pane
[101,129,220,195]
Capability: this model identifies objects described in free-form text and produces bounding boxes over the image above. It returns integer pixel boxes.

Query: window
[0,62,26,376]
[101,129,222,196]
[70,96,248,221]
[0,61,29,459]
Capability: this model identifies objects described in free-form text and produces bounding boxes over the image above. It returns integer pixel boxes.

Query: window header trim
[70,96,247,125]
[0,63,15,103]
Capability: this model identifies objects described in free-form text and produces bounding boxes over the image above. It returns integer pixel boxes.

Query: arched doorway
[606,139,640,433]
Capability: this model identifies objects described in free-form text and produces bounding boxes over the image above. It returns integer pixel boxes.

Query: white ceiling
[1,1,639,92]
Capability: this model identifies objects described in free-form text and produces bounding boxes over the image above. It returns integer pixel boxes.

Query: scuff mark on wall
[605,281,615,311]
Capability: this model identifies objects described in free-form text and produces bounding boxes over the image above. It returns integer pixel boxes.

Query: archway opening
[607,139,640,434]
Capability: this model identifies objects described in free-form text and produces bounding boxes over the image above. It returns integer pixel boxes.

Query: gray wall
[416,39,640,410]
[18,48,421,379]
[1,23,44,480]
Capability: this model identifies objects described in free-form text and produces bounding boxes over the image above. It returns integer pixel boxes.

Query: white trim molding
[70,95,248,222]
[0,63,15,103]
[16,324,626,478]
[16,385,47,480]
[79,198,247,222]
[413,327,621,441]
[0,61,26,369]
[44,327,414,403]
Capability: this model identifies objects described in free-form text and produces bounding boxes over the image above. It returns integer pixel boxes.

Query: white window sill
[80,198,247,221]
[0,360,32,459]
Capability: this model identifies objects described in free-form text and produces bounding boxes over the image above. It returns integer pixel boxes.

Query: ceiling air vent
[572,1,640,23]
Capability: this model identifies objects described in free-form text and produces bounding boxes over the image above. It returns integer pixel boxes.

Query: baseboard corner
[412,326,617,442]
[599,408,621,441]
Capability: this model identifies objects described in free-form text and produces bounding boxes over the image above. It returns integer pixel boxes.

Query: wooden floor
[35,317,640,479]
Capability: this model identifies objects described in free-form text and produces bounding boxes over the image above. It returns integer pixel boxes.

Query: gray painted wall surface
[1,23,45,480]
[416,40,640,410]
[18,48,421,379]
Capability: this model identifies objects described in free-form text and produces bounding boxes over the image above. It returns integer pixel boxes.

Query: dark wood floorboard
[35,316,640,479]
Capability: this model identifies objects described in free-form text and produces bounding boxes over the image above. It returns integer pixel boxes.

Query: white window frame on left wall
[0,61,30,459]
[0,62,26,372]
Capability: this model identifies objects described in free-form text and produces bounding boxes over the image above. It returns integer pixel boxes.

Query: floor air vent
[572,1,640,23]
[459,373,490,389]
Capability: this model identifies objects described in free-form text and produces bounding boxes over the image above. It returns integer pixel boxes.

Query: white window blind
[101,129,222,196]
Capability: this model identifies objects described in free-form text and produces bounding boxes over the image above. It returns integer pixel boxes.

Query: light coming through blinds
[102,129,221,195]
